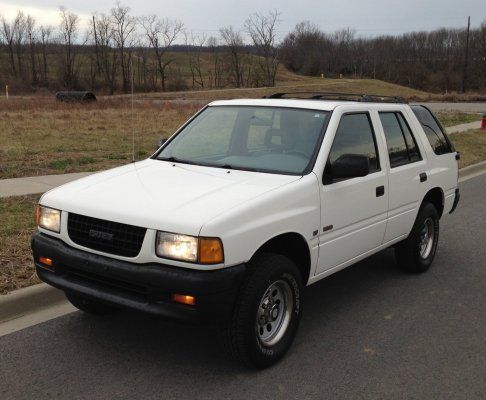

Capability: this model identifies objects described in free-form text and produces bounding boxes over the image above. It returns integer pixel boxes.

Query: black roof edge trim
[263,91,407,104]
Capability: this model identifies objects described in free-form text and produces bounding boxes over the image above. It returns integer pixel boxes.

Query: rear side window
[379,112,422,168]
[410,105,454,155]
[328,113,380,173]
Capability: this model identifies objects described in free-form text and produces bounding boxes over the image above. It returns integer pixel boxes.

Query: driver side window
[327,113,380,176]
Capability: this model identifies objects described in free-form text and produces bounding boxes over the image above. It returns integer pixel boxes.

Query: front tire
[66,292,118,315]
[222,253,303,369]
[395,201,439,273]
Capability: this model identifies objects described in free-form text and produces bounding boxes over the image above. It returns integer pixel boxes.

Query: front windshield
[156,106,330,175]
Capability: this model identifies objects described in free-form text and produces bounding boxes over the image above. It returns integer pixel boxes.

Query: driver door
[316,112,388,276]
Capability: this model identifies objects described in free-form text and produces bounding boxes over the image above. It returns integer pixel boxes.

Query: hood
[41,159,301,235]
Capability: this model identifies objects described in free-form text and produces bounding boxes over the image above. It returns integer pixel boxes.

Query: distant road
[416,102,486,113]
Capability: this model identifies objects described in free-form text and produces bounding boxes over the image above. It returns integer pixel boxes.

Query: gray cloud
[1,0,484,40]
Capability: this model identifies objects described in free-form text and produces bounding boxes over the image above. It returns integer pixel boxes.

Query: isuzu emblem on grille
[89,229,114,241]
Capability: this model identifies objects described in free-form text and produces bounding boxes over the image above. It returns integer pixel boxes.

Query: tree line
[0,3,484,95]
[0,4,279,95]
[280,20,486,93]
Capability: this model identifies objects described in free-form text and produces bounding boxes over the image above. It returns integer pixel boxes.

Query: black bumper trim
[31,233,245,323]
[449,188,460,214]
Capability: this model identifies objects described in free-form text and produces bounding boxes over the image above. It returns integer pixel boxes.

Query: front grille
[67,213,146,257]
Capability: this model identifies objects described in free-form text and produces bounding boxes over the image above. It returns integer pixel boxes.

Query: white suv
[32,93,460,368]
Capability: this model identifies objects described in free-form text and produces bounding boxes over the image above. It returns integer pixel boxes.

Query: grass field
[436,112,481,127]
[2,76,481,179]
[0,99,201,178]
[129,77,429,101]
[449,129,486,167]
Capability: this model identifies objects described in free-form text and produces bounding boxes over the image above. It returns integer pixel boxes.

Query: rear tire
[395,202,439,273]
[222,253,303,369]
[66,292,118,315]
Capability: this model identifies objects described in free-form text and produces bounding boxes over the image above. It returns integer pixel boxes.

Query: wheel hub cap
[270,305,279,320]
[256,280,293,347]
[419,217,435,259]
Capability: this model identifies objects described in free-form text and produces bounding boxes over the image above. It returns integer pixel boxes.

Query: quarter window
[410,105,454,155]
[327,113,380,177]
[379,112,422,167]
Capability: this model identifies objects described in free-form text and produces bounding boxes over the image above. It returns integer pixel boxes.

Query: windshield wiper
[159,157,260,172]
[158,156,197,166]
[216,164,260,172]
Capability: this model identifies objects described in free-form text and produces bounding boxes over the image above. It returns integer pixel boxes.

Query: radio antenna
[131,58,135,163]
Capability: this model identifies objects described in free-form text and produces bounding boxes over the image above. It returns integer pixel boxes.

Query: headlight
[35,205,61,233]
[156,231,224,264]
[156,232,198,262]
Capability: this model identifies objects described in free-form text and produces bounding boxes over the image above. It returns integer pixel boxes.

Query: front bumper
[31,233,245,323]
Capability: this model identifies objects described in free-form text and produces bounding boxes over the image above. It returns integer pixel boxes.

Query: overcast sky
[1,0,484,41]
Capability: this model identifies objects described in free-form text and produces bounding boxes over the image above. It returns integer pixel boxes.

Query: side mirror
[155,138,167,150]
[325,154,370,182]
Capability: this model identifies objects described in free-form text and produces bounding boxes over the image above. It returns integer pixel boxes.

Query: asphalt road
[1,174,485,400]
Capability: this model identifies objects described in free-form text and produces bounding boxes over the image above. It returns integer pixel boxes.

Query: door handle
[419,172,427,182]
[376,185,385,197]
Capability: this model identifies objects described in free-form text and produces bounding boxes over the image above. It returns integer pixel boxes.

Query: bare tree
[220,26,244,87]
[245,10,280,86]
[111,2,136,93]
[13,11,26,77]
[92,14,119,94]
[1,13,21,77]
[140,15,183,91]
[207,36,224,88]
[26,15,37,85]
[185,31,206,88]
[39,25,53,85]
[59,7,80,88]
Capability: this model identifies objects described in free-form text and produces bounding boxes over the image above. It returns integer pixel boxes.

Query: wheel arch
[422,187,445,217]
[251,232,312,285]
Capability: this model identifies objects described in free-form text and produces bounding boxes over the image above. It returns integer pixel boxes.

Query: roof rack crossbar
[263,91,407,104]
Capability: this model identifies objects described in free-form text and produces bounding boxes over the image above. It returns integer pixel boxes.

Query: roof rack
[263,91,407,104]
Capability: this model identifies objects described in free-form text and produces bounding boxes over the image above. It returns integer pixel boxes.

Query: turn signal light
[198,238,224,264]
[172,294,196,306]
[39,256,53,267]
[35,204,41,225]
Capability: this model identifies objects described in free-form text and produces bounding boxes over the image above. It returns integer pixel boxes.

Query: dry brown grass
[0,99,201,178]
[450,129,486,168]
[128,78,429,101]
[0,195,40,294]
[437,112,481,127]
[0,77,484,179]
[1,77,429,179]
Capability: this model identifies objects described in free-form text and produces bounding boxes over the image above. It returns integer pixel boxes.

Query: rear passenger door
[316,112,388,275]
[378,111,426,242]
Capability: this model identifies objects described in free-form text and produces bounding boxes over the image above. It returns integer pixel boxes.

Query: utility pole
[462,16,471,93]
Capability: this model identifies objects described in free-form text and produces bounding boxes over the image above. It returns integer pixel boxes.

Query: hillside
[0,49,429,99]
[126,77,429,102]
